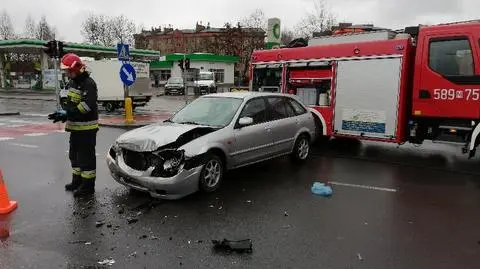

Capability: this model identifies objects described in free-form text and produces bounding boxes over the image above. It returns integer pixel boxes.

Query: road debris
[209,205,214,208]
[98,258,115,266]
[245,200,252,203]
[68,240,88,244]
[118,208,125,214]
[284,211,289,217]
[139,235,148,239]
[95,221,105,228]
[129,251,137,258]
[85,242,92,245]
[357,253,364,261]
[212,239,253,254]
[127,217,138,224]
[311,182,333,197]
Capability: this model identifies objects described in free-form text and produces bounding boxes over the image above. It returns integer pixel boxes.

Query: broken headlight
[149,149,185,178]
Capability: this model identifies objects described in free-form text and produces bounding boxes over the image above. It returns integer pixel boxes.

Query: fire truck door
[333,57,402,139]
[414,34,480,119]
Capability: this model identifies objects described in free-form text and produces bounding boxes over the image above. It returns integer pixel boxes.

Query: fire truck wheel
[290,134,310,163]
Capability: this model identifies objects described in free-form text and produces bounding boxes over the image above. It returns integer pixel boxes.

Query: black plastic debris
[107,224,112,228]
[127,218,138,224]
[212,239,253,254]
[96,221,105,228]
[118,208,125,214]
[139,235,148,239]
[69,240,88,244]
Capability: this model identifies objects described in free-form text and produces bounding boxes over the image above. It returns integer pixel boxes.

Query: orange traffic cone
[0,169,17,215]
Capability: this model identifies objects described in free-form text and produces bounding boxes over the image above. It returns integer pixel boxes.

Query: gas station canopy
[0,39,160,61]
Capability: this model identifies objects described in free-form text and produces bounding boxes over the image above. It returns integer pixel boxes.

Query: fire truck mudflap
[333,57,403,140]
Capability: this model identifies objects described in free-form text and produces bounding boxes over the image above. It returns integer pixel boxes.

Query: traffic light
[178,59,184,71]
[44,40,57,58]
[185,58,190,70]
[57,41,65,58]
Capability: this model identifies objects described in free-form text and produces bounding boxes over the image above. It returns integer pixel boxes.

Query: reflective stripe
[81,170,96,179]
[73,168,81,175]
[67,91,82,103]
[66,120,99,131]
[77,102,91,113]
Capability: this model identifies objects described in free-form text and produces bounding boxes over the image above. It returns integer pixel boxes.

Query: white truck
[193,71,217,95]
[83,59,153,112]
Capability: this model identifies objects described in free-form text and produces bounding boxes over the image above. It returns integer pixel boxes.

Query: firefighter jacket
[61,71,99,132]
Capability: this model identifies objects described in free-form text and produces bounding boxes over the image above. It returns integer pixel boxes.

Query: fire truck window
[239,98,267,124]
[287,98,308,115]
[252,68,282,92]
[429,38,474,76]
[267,97,288,120]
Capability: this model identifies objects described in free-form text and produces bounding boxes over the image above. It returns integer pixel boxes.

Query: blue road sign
[120,63,136,86]
[117,43,130,61]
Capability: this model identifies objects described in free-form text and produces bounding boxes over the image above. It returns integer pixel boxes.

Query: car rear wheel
[199,154,224,193]
[290,134,310,163]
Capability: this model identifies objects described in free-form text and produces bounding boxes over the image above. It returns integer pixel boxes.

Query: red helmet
[60,53,84,73]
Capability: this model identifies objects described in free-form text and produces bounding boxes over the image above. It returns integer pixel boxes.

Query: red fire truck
[250,20,480,158]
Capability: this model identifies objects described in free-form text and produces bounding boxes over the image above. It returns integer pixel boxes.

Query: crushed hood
[115,123,202,152]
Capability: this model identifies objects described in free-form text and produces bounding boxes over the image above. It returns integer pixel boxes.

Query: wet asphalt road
[0,120,480,268]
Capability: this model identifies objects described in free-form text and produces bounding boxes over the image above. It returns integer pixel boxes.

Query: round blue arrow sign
[120,63,136,86]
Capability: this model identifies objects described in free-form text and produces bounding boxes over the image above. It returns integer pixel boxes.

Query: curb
[0,111,20,116]
[0,96,56,101]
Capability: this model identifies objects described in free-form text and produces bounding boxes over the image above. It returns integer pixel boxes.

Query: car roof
[203,91,293,100]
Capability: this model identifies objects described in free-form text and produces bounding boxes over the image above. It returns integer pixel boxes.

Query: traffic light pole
[53,57,61,110]
[183,53,187,105]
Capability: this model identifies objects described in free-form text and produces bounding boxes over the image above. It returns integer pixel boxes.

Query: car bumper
[106,152,203,200]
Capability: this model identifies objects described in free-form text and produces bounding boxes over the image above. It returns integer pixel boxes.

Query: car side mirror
[238,117,253,126]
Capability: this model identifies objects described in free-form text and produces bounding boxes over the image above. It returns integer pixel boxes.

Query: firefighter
[48,53,99,197]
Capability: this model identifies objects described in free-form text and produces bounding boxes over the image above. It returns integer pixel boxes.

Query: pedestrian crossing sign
[117,43,130,61]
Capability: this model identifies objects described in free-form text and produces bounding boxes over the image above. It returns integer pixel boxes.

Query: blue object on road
[311,182,333,197]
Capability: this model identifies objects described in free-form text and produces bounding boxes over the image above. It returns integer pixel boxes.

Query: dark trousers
[69,130,97,181]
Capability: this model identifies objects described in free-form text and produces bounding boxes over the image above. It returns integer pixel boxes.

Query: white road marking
[328,181,397,193]
[5,124,25,128]
[0,123,5,126]
[8,143,39,148]
[0,137,14,141]
[22,113,50,117]
[24,133,47,137]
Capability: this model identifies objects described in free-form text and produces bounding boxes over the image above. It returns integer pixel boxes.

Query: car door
[231,97,274,167]
[266,96,298,155]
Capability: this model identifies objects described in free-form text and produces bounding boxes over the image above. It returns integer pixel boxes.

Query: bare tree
[0,9,15,40]
[241,9,267,31]
[295,0,336,38]
[81,14,136,46]
[281,28,296,45]
[110,14,136,46]
[24,15,36,39]
[36,15,55,40]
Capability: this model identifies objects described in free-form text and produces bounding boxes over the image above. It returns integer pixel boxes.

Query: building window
[209,69,225,83]
[158,70,171,80]
[429,37,474,76]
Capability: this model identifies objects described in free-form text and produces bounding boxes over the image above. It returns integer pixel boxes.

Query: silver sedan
[106,92,317,200]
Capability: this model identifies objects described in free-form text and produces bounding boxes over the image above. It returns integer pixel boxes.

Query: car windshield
[170,97,243,127]
[198,73,214,80]
[168,77,183,84]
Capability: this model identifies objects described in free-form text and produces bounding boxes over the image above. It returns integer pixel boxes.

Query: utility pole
[183,53,187,105]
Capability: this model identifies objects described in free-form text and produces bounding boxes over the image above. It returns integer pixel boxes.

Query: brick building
[134,22,266,84]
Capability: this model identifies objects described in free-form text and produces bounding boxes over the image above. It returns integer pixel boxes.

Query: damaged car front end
[106,95,244,199]
[106,124,219,199]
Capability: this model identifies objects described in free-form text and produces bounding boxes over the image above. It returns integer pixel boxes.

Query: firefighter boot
[65,174,82,192]
[73,179,95,197]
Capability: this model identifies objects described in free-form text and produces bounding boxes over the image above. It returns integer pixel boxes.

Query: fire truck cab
[250,20,480,157]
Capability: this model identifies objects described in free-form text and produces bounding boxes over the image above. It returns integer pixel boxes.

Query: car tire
[199,154,224,193]
[105,102,116,113]
[290,134,310,163]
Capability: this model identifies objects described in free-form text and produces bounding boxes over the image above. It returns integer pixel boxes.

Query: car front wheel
[199,154,224,193]
[290,134,310,163]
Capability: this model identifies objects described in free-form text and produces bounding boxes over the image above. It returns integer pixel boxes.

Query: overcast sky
[3,0,479,42]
